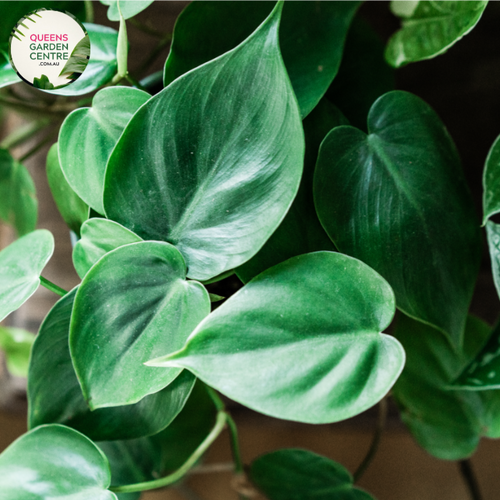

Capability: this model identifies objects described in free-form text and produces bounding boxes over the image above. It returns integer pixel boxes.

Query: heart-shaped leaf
[483,135,500,223]
[236,99,342,283]
[0,229,54,322]
[29,288,196,441]
[73,218,143,278]
[149,252,404,424]
[59,87,150,213]
[314,90,481,346]
[164,1,360,118]
[0,424,116,500]
[46,143,88,237]
[0,326,34,377]
[104,3,304,281]
[70,241,210,409]
[250,449,374,500]
[0,148,37,236]
[392,313,500,459]
[101,0,154,21]
[46,23,118,97]
[386,1,488,67]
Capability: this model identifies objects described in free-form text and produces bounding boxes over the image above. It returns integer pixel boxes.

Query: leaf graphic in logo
[60,35,90,78]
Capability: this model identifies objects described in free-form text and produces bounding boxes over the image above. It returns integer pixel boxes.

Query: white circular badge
[9,9,90,90]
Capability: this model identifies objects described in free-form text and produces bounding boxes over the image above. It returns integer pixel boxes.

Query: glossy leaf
[0,424,116,500]
[0,230,54,322]
[236,99,342,283]
[392,313,500,459]
[0,46,20,89]
[73,218,142,279]
[46,23,118,97]
[101,0,155,21]
[250,449,374,500]
[59,87,150,213]
[149,252,404,424]
[28,288,196,441]
[59,35,91,78]
[70,241,210,409]
[104,4,304,281]
[0,326,34,377]
[483,134,500,223]
[164,1,360,117]
[0,148,37,236]
[386,1,488,67]
[314,90,481,346]
[46,143,88,237]
[487,221,500,303]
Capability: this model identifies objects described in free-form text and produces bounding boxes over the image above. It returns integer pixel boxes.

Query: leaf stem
[0,118,51,150]
[459,459,483,500]
[84,0,94,23]
[114,2,128,82]
[110,410,227,494]
[40,276,68,297]
[353,397,388,482]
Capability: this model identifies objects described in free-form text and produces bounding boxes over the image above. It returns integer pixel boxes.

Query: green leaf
[164,1,360,117]
[314,90,481,346]
[101,0,154,21]
[29,288,196,441]
[236,99,342,283]
[46,23,118,96]
[0,148,37,236]
[392,313,500,459]
[59,35,91,78]
[70,241,210,409]
[386,1,488,67]
[46,143,88,237]
[0,424,116,500]
[73,218,142,279]
[487,221,500,303]
[104,4,304,281]
[0,229,54,322]
[59,87,149,213]
[483,135,500,223]
[33,74,55,90]
[149,252,404,424]
[0,47,20,89]
[0,326,34,377]
[250,449,375,500]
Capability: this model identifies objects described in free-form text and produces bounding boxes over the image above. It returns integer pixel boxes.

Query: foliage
[0,0,499,499]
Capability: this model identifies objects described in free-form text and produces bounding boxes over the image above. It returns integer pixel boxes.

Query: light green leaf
[250,449,375,500]
[314,90,481,347]
[0,230,54,322]
[0,424,117,500]
[59,87,149,214]
[29,288,196,441]
[101,0,154,21]
[70,241,210,409]
[164,1,360,118]
[483,135,500,223]
[386,1,488,67]
[104,4,304,281]
[0,326,34,377]
[59,35,91,77]
[0,148,37,236]
[149,252,404,424]
[73,218,142,279]
[486,221,500,303]
[46,143,88,237]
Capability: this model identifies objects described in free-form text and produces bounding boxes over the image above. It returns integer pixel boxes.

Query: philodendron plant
[0,0,499,499]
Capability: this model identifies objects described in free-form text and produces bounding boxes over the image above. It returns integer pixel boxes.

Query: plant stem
[459,459,483,500]
[40,276,68,297]
[84,0,94,23]
[114,2,128,82]
[110,411,228,494]
[124,74,147,92]
[0,118,51,150]
[353,397,388,483]
[17,127,58,163]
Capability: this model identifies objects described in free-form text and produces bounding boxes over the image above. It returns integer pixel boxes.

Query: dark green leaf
[149,252,404,424]
[33,74,55,90]
[46,143,88,237]
[28,288,196,441]
[73,218,142,279]
[0,424,116,500]
[386,1,488,67]
[70,241,210,409]
[487,221,500,303]
[483,135,500,223]
[101,0,155,21]
[164,1,360,117]
[250,449,374,500]
[236,99,342,283]
[59,35,91,77]
[0,46,20,89]
[59,87,149,213]
[314,90,481,346]
[104,4,304,281]
[0,326,34,377]
[0,229,54,322]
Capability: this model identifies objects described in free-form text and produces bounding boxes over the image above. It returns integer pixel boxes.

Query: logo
[9,9,90,90]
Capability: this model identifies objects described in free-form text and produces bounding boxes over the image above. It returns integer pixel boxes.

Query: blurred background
[2,1,500,499]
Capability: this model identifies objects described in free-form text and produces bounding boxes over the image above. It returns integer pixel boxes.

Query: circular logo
[9,9,90,90]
